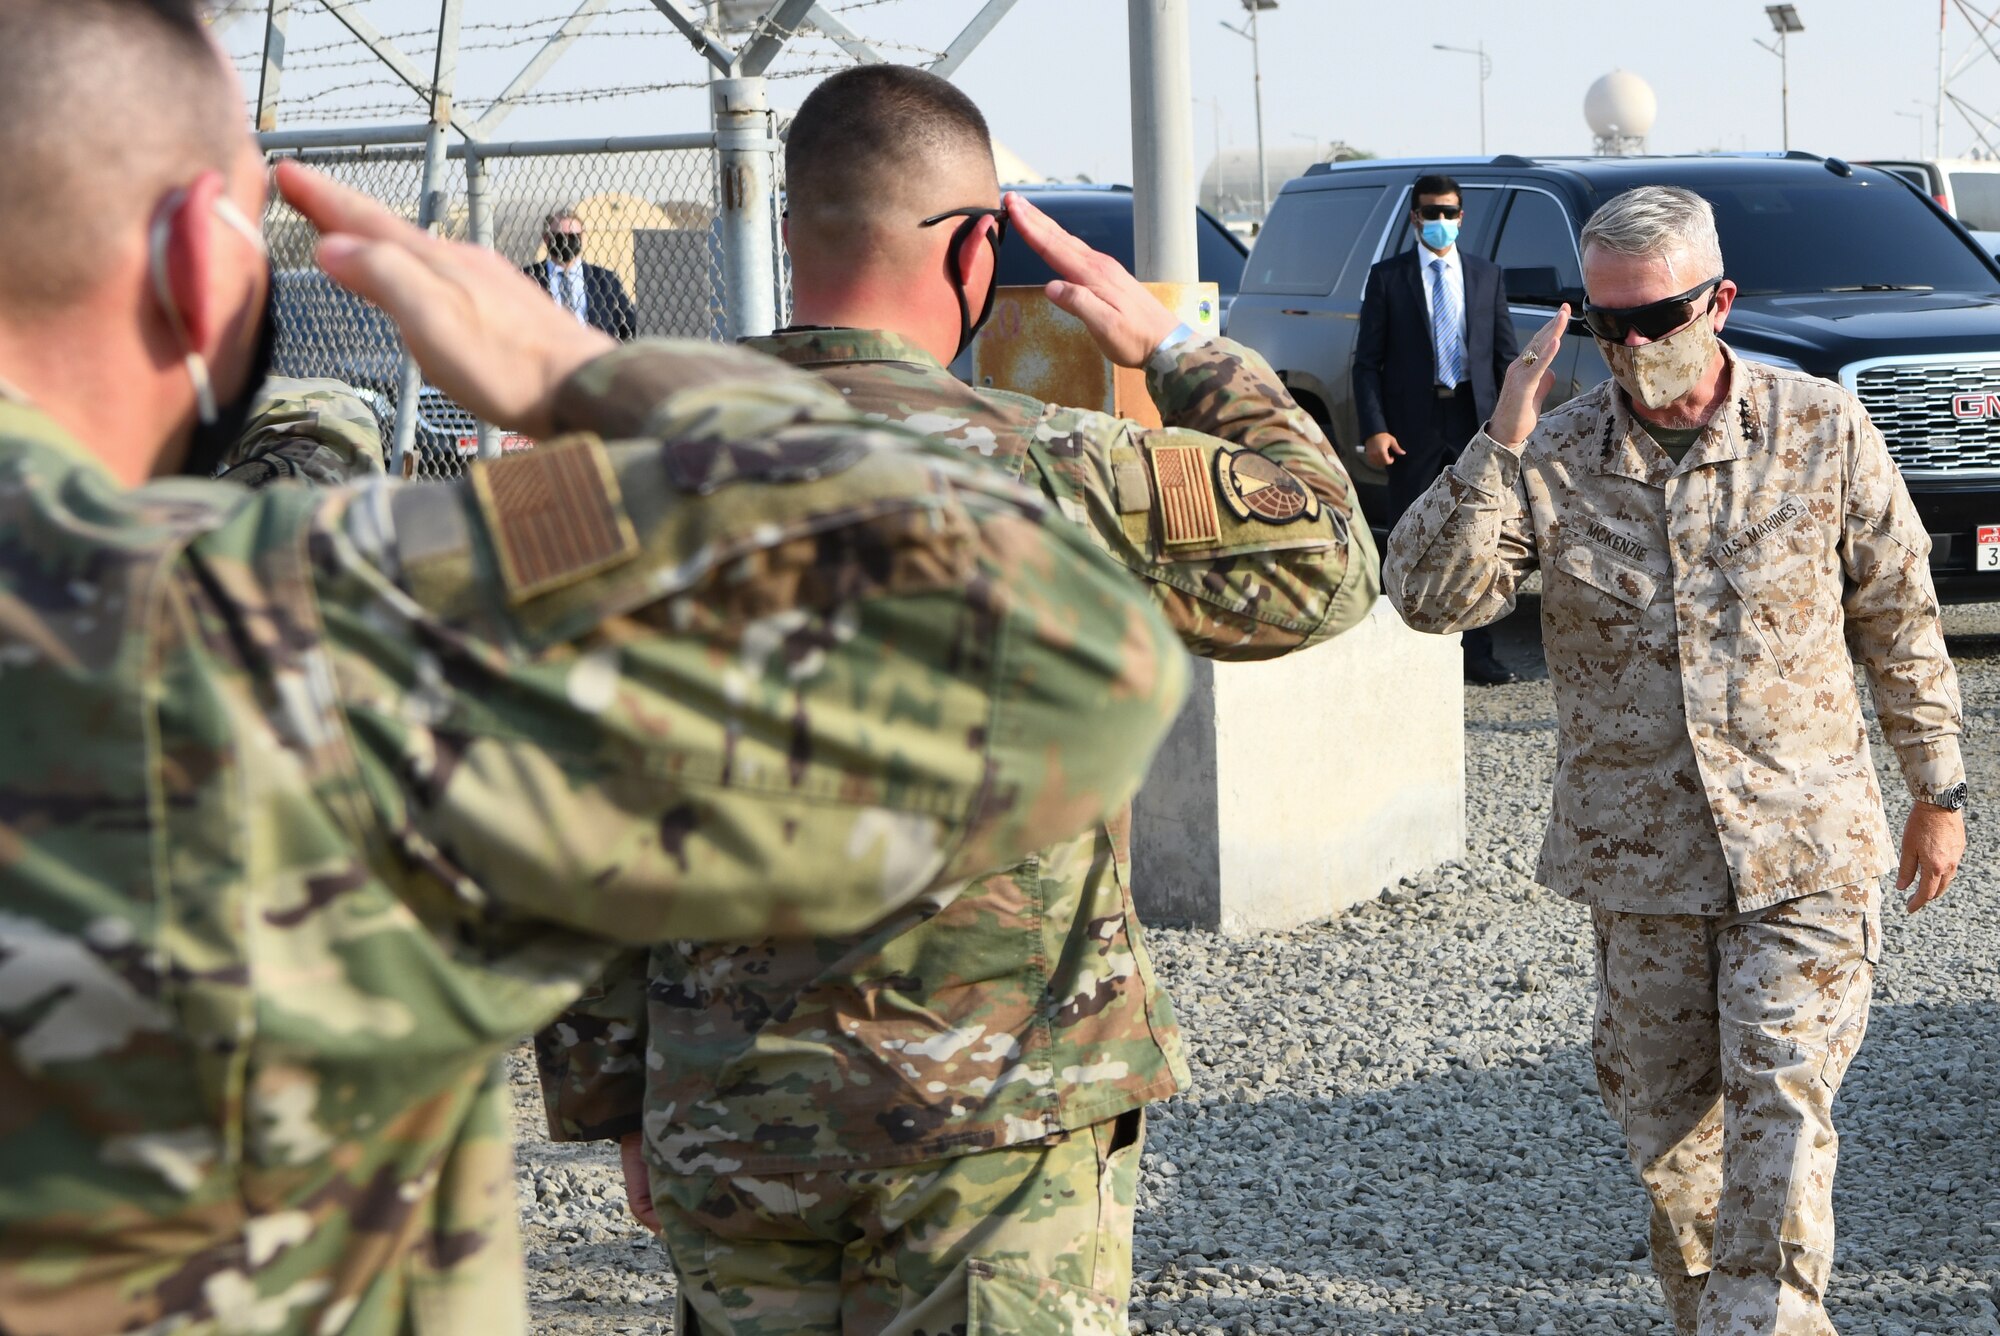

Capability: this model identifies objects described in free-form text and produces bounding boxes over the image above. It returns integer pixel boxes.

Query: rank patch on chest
[1148,443,1223,547]
[1215,449,1321,526]
[471,435,640,604]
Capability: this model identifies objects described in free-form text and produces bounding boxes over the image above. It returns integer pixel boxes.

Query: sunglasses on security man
[1581,277,1724,342]
[1414,204,1463,220]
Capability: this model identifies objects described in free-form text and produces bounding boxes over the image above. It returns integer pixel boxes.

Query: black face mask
[920,207,1009,361]
[547,232,584,265]
[182,280,279,479]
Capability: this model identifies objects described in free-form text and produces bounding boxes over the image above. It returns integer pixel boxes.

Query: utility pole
[1938,0,1948,157]
[1757,4,1804,151]
[1129,0,1198,282]
[1220,0,1276,223]
[1433,42,1490,155]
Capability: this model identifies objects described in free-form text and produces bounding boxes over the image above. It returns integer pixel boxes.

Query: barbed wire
[235,0,954,121]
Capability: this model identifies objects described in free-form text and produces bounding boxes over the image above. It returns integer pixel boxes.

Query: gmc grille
[1844,358,2000,473]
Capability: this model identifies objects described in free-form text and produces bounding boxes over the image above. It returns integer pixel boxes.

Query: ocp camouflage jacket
[1385,346,1962,914]
[0,339,1185,1335]
[537,329,1377,1175]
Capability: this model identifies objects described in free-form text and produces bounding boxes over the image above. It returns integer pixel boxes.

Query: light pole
[1433,41,1491,154]
[1220,0,1277,222]
[1755,4,1805,151]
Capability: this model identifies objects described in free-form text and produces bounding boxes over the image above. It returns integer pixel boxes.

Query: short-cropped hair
[787,65,994,219]
[544,206,582,230]
[0,0,237,311]
[1412,174,1462,202]
[1580,186,1725,282]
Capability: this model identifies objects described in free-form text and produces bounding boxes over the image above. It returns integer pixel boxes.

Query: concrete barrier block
[1131,597,1466,934]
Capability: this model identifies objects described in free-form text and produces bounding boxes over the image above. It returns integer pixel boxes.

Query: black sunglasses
[1581,277,1724,342]
[921,206,1010,246]
[1414,204,1463,220]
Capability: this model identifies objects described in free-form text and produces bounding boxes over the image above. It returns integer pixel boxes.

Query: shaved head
[0,0,242,313]
[786,65,999,267]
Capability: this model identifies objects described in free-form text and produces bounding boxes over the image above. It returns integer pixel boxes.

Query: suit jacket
[1353,247,1518,451]
[523,259,639,342]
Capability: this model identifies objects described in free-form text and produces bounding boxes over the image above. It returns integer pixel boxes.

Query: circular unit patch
[1214,450,1321,525]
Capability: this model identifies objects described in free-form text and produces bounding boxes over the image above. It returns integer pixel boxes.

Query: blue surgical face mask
[1419,218,1460,251]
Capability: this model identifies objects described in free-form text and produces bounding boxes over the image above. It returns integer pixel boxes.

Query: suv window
[992,196,1246,294]
[1390,183,1501,261]
[1948,171,2000,230]
[1242,186,1384,295]
[1491,188,1582,291]
[1699,179,1999,294]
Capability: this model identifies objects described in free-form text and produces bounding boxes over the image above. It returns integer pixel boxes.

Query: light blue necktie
[1431,258,1466,388]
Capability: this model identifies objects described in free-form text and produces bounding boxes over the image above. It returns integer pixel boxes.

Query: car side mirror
[1503,265,1586,312]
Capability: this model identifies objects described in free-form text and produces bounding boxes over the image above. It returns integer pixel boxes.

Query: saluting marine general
[1385,186,1965,1336]
[0,5,1186,1333]
[536,65,1376,1335]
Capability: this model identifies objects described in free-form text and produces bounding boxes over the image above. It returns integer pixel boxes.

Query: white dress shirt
[545,259,590,326]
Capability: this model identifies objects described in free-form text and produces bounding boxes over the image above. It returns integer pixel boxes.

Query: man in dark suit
[523,206,638,342]
[1355,173,1520,683]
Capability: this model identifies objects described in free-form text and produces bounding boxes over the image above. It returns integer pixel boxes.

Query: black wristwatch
[1920,782,1969,812]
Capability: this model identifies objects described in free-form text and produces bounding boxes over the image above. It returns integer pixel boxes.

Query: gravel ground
[511,598,2000,1336]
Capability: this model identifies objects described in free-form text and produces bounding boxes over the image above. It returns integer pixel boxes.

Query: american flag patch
[470,435,640,604]
[1147,444,1222,547]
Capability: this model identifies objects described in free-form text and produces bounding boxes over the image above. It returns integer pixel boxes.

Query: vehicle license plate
[1980,524,2000,572]
[456,434,536,456]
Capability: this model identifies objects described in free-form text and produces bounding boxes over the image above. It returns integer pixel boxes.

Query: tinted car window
[1242,187,1384,295]
[993,196,1246,294]
[1197,215,1248,294]
[1949,171,2000,230]
[1491,188,1582,290]
[1695,178,1998,294]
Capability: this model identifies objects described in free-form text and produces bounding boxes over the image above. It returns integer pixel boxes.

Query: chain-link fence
[264,135,757,481]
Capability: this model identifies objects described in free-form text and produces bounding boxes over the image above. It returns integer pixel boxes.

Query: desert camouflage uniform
[216,376,388,487]
[537,329,1375,1333]
[1385,346,1962,1335]
[0,338,1186,1336]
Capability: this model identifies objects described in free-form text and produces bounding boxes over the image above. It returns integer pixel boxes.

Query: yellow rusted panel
[971,282,1222,431]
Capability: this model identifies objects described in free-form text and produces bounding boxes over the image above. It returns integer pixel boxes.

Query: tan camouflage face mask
[1596,310,1718,411]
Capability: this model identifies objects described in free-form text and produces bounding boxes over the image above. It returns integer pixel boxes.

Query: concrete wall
[1131,597,1466,934]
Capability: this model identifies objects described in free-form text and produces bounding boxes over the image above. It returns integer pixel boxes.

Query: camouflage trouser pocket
[1815,909,1879,1092]
[965,1261,1127,1336]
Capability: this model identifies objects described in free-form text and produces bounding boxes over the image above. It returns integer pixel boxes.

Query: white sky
[226,1,2000,177]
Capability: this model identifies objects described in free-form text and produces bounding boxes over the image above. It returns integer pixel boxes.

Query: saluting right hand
[274,161,615,441]
[1488,305,1570,448]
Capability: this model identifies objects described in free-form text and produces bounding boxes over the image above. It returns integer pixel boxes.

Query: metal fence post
[465,147,504,460]
[391,0,461,477]
[712,76,779,341]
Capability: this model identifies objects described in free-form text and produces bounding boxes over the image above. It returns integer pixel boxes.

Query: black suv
[1228,152,2000,597]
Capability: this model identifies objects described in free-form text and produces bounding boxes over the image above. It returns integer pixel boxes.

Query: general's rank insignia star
[1215,450,1321,525]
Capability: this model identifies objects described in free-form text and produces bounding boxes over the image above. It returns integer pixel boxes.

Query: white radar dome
[1585,70,1657,139]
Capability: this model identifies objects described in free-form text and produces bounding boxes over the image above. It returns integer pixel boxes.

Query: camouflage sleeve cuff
[1898,739,1966,803]
[1143,336,1274,423]
[1448,430,1522,501]
[550,338,837,441]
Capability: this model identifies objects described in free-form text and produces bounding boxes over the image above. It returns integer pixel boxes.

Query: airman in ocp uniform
[536,65,1376,1335]
[216,375,389,486]
[0,7,1185,1334]
[1385,186,1965,1336]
